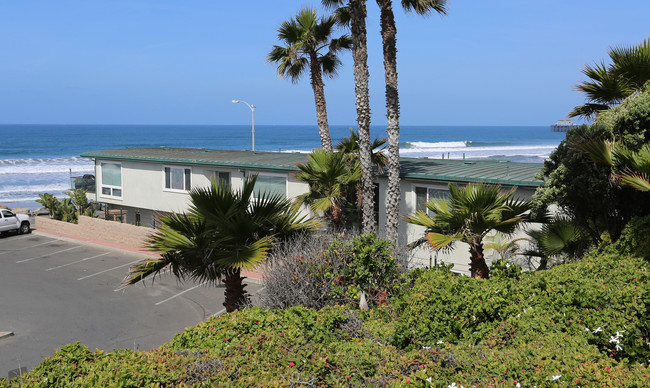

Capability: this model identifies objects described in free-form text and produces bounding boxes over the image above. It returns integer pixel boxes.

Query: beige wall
[35,215,152,252]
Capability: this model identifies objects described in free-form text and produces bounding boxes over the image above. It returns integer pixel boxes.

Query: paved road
[0,231,261,377]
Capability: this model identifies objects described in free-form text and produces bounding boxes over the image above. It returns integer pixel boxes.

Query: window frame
[250,172,288,199]
[99,161,123,199]
[412,183,449,216]
[163,165,192,193]
[210,170,231,187]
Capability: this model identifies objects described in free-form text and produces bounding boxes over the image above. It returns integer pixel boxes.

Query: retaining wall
[34,215,152,252]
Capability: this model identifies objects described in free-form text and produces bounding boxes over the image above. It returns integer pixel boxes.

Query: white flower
[615,342,623,351]
[426,377,433,383]
[422,346,431,350]
[550,375,562,381]
[592,327,602,333]
[448,383,464,388]
[584,327,590,332]
[506,263,511,268]
[495,289,501,294]
[516,383,521,388]
[437,340,444,344]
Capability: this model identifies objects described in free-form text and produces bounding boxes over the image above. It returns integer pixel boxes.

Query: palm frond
[579,140,615,166]
[401,0,448,16]
[427,232,462,251]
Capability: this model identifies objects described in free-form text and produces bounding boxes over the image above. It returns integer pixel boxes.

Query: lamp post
[231,99,255,151]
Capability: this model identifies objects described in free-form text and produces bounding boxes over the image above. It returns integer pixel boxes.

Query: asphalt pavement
[0,231,261,377]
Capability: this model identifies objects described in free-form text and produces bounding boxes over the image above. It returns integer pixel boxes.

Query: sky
[1,0,649,126]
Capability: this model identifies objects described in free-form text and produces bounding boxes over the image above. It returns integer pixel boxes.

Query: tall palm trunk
[223,268,249,312]
[309,52,333,151]
[379,0,401,246]
[349,0,375,234]
[469,242,490,279]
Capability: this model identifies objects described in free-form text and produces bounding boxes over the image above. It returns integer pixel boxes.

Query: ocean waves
[0,157,94,204]
[399,140,557,161]
[0,157,93,175]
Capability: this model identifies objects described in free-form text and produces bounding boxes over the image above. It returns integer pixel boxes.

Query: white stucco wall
[95,159,309,216]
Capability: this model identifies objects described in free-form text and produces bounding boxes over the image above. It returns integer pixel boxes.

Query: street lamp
[231,99,255,151]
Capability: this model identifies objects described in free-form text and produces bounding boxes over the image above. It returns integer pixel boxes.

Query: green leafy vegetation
[36,189,93,223]
[261,233,400,309]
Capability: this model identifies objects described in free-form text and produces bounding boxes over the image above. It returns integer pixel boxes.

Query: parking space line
[113,268,171,291]
[45,252,111,271]
[16,246,82,263]
[155,281,208,306]
[77,259,142,280]
[0,239,60,255]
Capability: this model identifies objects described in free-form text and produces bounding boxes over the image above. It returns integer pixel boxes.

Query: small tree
[295,149,361,231]
[406,183,531,278]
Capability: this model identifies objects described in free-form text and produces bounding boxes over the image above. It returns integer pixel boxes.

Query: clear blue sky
[1,1,648,126]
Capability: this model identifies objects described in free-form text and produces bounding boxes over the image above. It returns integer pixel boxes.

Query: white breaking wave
[0,183,70,196]
[406,141,470,149]
[400,143,558,160]
[0,157,94,175]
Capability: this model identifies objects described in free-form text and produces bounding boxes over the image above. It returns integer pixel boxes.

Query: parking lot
[0,231,262,377]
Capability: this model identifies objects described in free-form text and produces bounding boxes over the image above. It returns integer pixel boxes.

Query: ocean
[0,124,565,209]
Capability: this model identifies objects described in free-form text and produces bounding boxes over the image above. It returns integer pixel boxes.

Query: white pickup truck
[0,208,31,235]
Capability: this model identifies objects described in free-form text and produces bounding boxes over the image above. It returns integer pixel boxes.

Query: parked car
[0,208,31,234]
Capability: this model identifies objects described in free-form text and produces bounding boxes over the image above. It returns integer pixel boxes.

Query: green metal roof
[399,158,543,188]
[80,147,307,173]
[81,147,543,188]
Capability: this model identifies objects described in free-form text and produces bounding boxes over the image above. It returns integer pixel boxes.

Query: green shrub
[609,215,650,260]
[489,258,523,279]
[327,234,399,304]
[36,193,59,218]
[391,251,650,365]
[261,234,399,309]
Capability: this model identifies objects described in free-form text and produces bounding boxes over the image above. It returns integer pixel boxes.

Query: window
[101,162,122,198]
[211,171,231,186]
[253,174,287,198]
[414,185,448,215]
[164,166,191,192]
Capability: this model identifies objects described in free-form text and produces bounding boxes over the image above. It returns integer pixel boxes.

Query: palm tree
[335,128,388,173]
[295,148,361,230]
[484,232,523,261]
[569,39,650,120]
[268,8,351,151]
[379,0,447,246]
[581,140,650,191]
[323,0,375,233]
[523,217,587,270]
[122,176,318,312]
[405,183,531,279]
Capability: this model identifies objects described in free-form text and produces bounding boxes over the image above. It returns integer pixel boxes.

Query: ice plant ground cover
[2,243,650,386]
